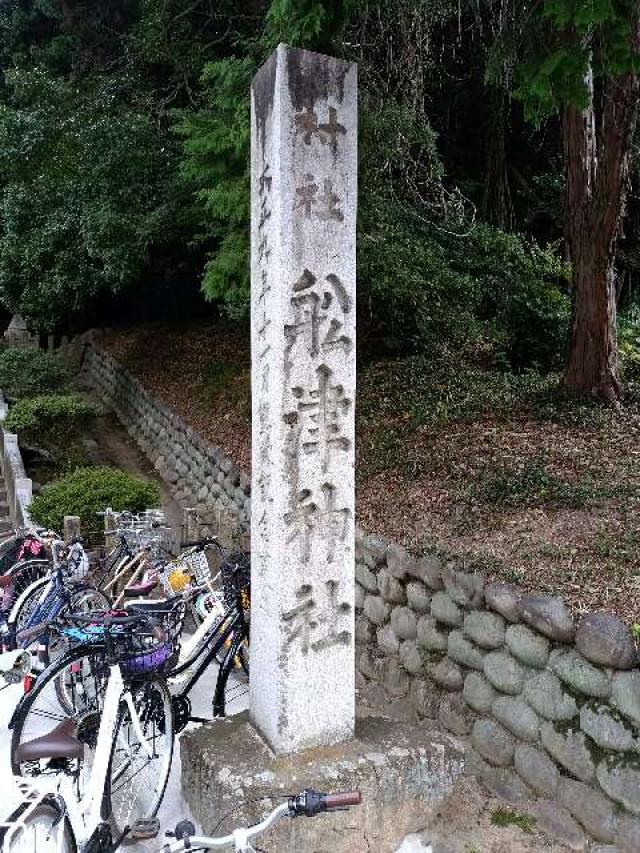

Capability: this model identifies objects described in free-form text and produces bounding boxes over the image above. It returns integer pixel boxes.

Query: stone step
[0,520,12,533]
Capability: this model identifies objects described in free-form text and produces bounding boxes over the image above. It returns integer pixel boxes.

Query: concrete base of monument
[180,712,465,853]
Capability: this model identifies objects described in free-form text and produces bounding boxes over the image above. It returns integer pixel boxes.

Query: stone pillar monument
[250,44,357,753]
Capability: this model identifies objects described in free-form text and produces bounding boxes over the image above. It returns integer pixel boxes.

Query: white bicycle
[0,610,176,851]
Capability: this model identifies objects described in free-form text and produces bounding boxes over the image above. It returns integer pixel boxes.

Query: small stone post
[104,507,117,551]
[250,45,357,752]
[63,515,81,543]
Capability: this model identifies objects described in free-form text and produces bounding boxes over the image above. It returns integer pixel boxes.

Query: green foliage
[264,0,356,51]
[4,394,98,450]
[619,305,640,381]
[28,466,160,538]
[474,457,593,510]
[0,348,69,399]
[512,0,640,120]
[0,68,175,329]
[490,808,537,834]
[174,58,253,315]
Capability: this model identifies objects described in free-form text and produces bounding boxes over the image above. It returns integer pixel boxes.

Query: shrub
[4,394,98,449]
[28,466,160,538]
[0,348,69,399]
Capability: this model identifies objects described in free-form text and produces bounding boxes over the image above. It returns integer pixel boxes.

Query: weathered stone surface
[358,681,388,710]
[463,672,497,714]
[387,542,416,580]
[463,611,505,650]
[447,630,485,670]
[523,671,579,721]
[611,671,640,727]
[429,658,464,692]
[416,615,448,652]
[596,754,640,815]
[354,584,365,611]
[483,650,525,695]
[484,582,521,623]
[576,612,637,670]
[356,562,379,593]
[364,595,390,626]
[540,721,596,783]
[616,815,640,853]
[377,625,400,657]
[355,615,374,644]
[356,648,386,682]
[514,743,559,797]
[413,555,444,590]
[442,566,484,609]
[409,678,440,719]
[557,778,617,843]
[580,700,635,752]
[438,694,470,736]
[471,718,515,767]
[377,568,406,603]
[518,594,575,642]
[383,658,411,698]
[429,592,463,628]
[533,800,588,851]
[467,750,533,804]
[492,696,540,742]
[362,534,388,565]
[398,640,423,675]
[550,648,611,698]
[390,606,418,641]
[181,713,465,853]
[405,580,431,613]
[505,623,550,669]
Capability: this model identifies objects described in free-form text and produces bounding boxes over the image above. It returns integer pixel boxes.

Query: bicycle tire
[0,802,76,853]
[103,677,174,837]
[10,642,110,781]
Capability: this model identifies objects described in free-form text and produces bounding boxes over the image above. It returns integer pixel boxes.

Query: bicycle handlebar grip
[323,791,362,810]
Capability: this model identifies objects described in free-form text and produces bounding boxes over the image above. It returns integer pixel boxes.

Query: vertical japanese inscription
[250,45,356,753]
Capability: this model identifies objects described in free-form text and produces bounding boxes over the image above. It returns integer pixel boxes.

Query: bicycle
[161,789,362,852]
[9,538,249,795]
[4,610,177,844]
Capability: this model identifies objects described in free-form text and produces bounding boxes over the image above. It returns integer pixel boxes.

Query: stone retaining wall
[79,342,251,533]
[354,532,640,851]
[77,336,640,850]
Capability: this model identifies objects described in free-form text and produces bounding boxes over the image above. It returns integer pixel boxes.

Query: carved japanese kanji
[283,579,351,654]
[295,106,346,150]
[285,270,352,361]
[294,175,344,221]
[284,483,350,563]
[285,364,351,472]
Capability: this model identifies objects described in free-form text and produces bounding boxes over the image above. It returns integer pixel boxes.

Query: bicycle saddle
[122,577,158,597]
[15,718,84,763]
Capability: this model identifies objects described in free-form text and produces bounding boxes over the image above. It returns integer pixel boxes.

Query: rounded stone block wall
[354,531,640,852]
[81,344,251,529]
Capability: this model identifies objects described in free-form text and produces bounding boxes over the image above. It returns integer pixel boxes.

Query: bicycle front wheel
[104,677,174,837]
[0,803,76,853]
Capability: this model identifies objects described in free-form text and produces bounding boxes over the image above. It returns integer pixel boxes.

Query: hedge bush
[28,466,160,538]
[4,394,98,449]
[0,348,69,398]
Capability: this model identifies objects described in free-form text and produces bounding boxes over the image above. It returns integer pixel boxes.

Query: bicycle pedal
[130,818,160,839]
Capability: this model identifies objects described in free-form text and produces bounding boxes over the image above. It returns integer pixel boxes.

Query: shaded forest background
[3,1,640,617]
[1,0,639,388]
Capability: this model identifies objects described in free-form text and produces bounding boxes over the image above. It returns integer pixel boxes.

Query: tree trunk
[482,85,513,231]
[562,33,640,401]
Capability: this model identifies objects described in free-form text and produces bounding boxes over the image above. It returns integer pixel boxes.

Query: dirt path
[85,409,184,534]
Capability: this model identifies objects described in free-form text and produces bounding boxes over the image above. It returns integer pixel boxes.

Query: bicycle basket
[221,553,251,608]
[122,598,186,674]
[182,549,211,584]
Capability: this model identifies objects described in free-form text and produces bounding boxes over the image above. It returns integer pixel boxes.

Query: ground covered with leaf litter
[101,325,640,622]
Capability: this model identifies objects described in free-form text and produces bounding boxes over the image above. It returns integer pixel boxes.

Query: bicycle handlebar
[166,790,362,851]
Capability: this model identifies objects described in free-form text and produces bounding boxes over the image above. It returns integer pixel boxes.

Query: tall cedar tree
[516,0,640,401]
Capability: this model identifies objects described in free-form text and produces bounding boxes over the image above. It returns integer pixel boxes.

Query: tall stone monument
[250,44,357,753]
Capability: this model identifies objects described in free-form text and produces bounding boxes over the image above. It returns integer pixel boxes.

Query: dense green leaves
[0,348,70,399]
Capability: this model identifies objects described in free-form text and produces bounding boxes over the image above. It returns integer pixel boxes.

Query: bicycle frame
[1,662,151,852]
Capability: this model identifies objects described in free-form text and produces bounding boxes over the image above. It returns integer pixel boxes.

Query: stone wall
[0,391,32,528]
[80,342,251,535]
[354,532,640,851]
